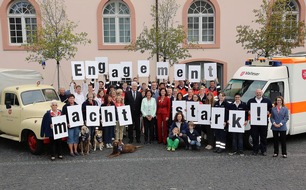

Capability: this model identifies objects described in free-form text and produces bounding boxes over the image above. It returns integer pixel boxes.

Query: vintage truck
[0,69,63,154]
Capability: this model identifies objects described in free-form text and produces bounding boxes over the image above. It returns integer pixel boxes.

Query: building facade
[0,0,305,89]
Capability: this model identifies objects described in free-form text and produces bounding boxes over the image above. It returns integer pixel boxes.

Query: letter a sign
[52,115,68,140]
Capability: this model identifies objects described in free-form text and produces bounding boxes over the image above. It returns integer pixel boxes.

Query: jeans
[190,140,201,147]
[67,127,80,144]
[232,132,244,152]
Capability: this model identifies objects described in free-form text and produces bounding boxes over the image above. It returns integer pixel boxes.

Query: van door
[1,92,21,136]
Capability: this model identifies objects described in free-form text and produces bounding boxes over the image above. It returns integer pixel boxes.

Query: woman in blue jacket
[170,112,189,149]
[270,96,289,158]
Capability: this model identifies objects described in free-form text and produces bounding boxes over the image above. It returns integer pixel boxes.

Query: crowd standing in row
[41,77,289,160]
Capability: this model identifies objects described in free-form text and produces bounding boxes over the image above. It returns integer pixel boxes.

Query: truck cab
[0,69,64,154]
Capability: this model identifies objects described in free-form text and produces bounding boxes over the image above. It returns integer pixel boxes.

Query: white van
[223,54,306,147]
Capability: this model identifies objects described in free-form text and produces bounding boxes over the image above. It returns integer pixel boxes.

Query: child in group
[167,127,180,152]
[114,95,125,144]
[187,121,201,150]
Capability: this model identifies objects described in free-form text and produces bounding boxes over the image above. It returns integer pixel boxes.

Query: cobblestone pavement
[0,133,306,190]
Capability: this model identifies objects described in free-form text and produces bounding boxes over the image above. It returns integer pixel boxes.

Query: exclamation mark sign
[257,107,261,120]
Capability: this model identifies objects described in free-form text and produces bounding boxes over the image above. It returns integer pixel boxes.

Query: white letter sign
[197,104,211,125]
[117,105,133,126]
[156,62,169,79]
[174,64,186,81]
[121,61,133,79]
[85,61,98,79]
[95,57,108,75]
[52,115,68,140]
[204,63,217,81]
[138,60,150,77]
[86,106,100,127]
[109,64,122,81]
[250,103,268,125]
[228,110,245,133]
[71,61,85,80]
[172,101,186,119]
[211,107,225,129]
[188,65,201,82]
[186,101,199,121]
[67,105,84,128]
[101,106,116,127]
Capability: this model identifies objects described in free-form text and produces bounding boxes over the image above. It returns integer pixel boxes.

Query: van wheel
[244,130,253,150]
[27,132,43,155]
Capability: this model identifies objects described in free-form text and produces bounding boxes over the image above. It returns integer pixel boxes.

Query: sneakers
[205,145,213,150]
[238,151,244,156]
[167,147,171,151]
[229,151,244,156]
[58,155,63,159]
[229,151,237,156]
[106,143,113,149]
[171,148,175,152]
[51,156,55,161]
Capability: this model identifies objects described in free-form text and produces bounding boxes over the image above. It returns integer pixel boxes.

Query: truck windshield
[21,89,59,105]
[223,79,267,103]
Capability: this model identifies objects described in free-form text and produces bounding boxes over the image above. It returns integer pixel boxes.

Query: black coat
[124,90,142,116]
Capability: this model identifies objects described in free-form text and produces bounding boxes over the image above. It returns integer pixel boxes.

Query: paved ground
[1,133,306,190]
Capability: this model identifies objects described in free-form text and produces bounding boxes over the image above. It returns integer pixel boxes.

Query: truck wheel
[244,130,253,150]
[27,132,43,155]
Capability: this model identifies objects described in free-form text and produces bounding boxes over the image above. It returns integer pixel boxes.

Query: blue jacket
[170,121,188,134]
[270,106,289,131]
[40,110,55,138]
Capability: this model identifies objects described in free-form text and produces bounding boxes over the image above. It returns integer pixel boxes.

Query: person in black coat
[213,92,230,153]
[124,81,143,143]
[40,100,63,160]
[247,89,272,156]
[229,93,248,156]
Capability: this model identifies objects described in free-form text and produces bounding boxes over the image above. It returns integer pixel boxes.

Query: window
[187,0,215,44]
[284,0,299,40]
[8,1,37,44]
[263,82,284,102]
[5,93,19,106]
[103,1,130,44]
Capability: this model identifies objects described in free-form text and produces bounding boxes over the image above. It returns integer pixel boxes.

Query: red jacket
[157,96,170,117]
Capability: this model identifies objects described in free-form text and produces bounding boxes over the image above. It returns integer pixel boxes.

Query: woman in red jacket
[157,88,171,144]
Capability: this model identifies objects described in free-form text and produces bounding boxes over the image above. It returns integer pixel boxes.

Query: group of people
[41,77,289,160]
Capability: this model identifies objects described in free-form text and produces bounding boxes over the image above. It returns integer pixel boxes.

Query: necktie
[133,91,136,100]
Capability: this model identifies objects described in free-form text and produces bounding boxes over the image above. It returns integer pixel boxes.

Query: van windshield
[21,89,59,105]
[223,79,267,103]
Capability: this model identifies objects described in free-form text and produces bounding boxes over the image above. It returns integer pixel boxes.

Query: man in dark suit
[247,89,272,156]
[124,81,143,143]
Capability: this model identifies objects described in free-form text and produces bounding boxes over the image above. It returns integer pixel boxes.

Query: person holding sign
[141,90,157,144]
[114,95,125,143]
[229,93,248,156]
[247,89,272,156]
[102,94,116,149]
[213,92,230,153]
[156,88,171,144]
[40,100,63,161]
[203,92,215,150]
[270,96,289,158]
[61,94,81,157]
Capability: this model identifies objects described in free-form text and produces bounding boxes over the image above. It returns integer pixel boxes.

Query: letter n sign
[51,115,68,140]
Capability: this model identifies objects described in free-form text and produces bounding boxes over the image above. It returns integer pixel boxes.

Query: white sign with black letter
[86,106,100,127]
[52,115,68,140]
[121,61,133,79]
[204,63,217,81]
[117,105,133,126]
[186,101,199,121]
[85,61,99,79]
[172,101,186,119]
[138,60,150,77]
[250,103,267,126]
[174,64,186,81]
[197,104,211,125]
[71,61,85,80]
[95,57,108,75]
[228,110,245,133]
[156,62,169,79]
[101,106,116,127]
[109,64,122,81]
[211,107,225,129]
[188,65,201,82]
[67,105,83,128]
